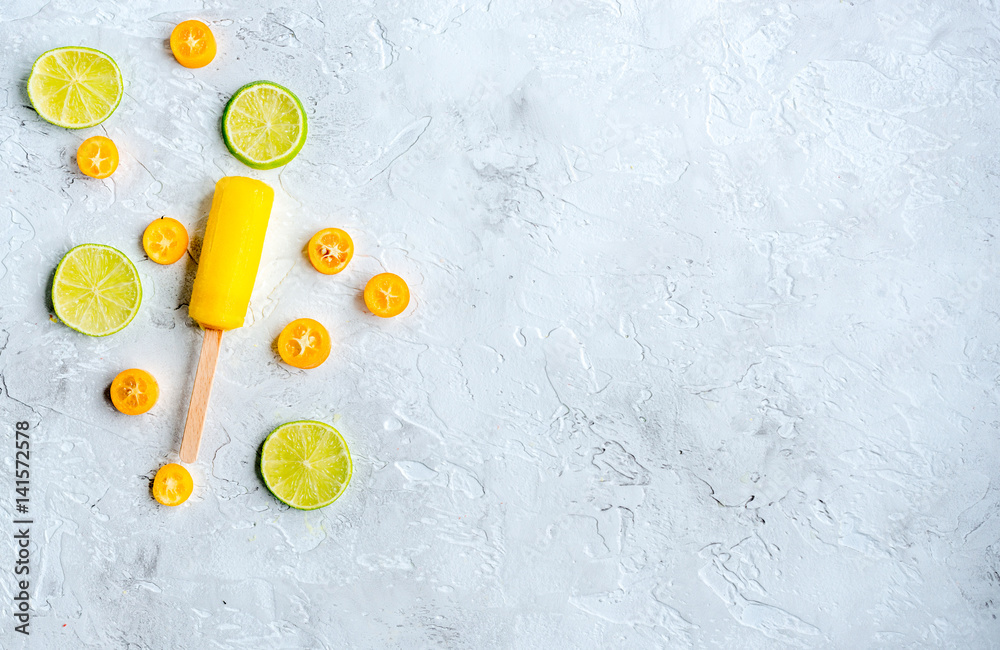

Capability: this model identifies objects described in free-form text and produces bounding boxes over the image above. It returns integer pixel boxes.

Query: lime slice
[222,81,307,170]
[52,244,141,337]
[27,47,123,129]
[260,420,352,510]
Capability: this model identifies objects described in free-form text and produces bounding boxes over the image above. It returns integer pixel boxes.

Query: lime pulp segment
[260,420,352,510]
[27,47,123,129]
[52,244,141,337]
[222,81,307,170]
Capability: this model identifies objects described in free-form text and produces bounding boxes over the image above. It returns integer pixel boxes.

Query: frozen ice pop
[179,176,274,464]
[189,176,274,329]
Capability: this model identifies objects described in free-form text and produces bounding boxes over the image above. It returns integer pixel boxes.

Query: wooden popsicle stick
[179,327,224,463]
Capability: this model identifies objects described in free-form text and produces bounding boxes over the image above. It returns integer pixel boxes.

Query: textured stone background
[1,0,999,647]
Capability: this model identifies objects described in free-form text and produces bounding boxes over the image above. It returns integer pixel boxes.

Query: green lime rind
[27,46,123,129]
[222,80,308,170]
[52,244,141,337]
[259,420,352,510]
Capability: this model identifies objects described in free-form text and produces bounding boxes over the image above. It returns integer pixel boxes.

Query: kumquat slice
[170,20,216,69]
[142,217,189,265]
[77,136,119,179]
[152,463,193,506]
[364,273,410,318]
[277,318,331,369]
[110,368,159,415]
[307,228,354,275]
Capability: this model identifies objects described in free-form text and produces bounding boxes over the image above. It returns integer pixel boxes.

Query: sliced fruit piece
[142,217,189,265]
[277,318,331,369]
[364,272,410,318]
[170,20,216,69]
[307,228,354,275]
[27,46,123,129]
[153,463,193,506]
[77,136,119,179]
[259,420,352,510]
[222,81,307,170]
[52,244,142,336]
[110,368,159,415]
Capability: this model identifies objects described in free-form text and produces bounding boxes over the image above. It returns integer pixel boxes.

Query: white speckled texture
[1,0,999,647]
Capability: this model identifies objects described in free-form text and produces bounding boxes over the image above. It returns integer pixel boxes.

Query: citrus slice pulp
[260,421,352,510]
[27,47,123,129]
[142,217,189,265]
[277,318,331,369]
[153,464,193,506]
[110,368,159,415]
[52,244,142,336]
[170,20,216,69]
[364,272,410,318]
[308,228,354,275]
[222,81,307,170]
[77,136,119,179]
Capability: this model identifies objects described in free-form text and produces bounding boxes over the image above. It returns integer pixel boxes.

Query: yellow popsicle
[188,176,274,330]
[178,176,273,465]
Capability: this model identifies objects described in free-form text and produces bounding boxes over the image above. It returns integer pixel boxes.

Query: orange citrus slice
[152,463,193,506]
[77,136,119,179]
[110,368,158,415]
[142,217,189,265]
[277,318,331,369]
[170,20,216,69]
[364,273,410,318]
[307,228,353,275]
